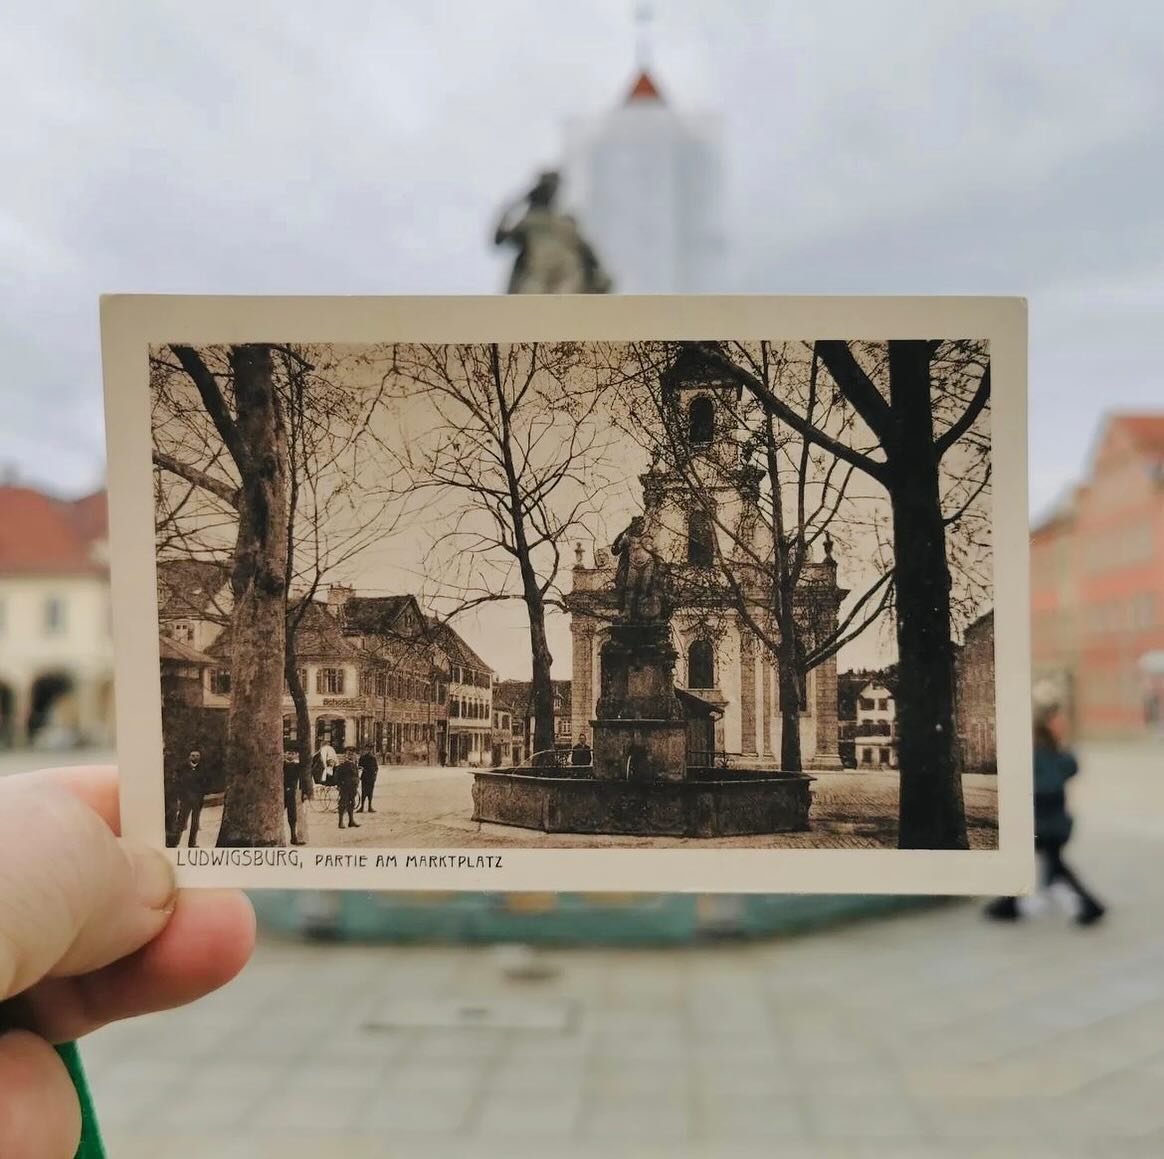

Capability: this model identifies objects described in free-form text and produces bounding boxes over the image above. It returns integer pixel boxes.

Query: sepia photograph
[103,295,1030,893]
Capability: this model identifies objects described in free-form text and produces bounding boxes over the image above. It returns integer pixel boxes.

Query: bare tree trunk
[776,614,803,772]
[885,342,967,850]
[527,594,556,763]
[765,409,804,772]
[490,344,557,763]
[217,345,290,847]
[285,646,311,773]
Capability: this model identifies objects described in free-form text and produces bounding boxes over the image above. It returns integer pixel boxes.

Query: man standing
[357,746,379,813]
[173,749,209,848]
[315,734,338,782]
[571,733,592,767]
[335,746,360,830]
[283,747,310,845]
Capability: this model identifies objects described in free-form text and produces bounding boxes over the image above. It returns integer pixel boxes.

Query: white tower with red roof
[564,6,722,293]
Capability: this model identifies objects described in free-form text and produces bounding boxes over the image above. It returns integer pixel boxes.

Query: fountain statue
[494,170,612,295]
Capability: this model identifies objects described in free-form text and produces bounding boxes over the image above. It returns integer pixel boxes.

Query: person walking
[335,746,360,830]
[985,704,1106,925]
[357,746,379,813]
[172,749,209,849]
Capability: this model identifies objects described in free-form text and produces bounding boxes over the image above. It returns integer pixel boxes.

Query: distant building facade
[164,572,477,767]
[956,610,997,773]
[853,681,896,770]
[492,678,574,765]
[427,620,494,766]
[0,486,115,748]
[1031,414,1164,738]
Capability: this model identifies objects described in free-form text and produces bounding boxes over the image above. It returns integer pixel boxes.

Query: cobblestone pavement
[68,742,1164,1157]
[196,766,999,850]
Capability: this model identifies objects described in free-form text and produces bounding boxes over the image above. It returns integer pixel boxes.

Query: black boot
[984,896,1020,921]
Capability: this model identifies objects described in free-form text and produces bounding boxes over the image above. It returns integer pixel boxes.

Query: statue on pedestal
[612,515,666,622]
[494,171,612,295]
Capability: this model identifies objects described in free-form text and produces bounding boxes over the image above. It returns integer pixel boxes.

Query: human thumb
[0,779,176,1001]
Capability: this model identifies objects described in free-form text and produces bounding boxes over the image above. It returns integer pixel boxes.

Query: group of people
[164,737,384,847]
[308,736,380,831]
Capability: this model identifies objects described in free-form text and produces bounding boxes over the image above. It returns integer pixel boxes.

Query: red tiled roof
[626,69,664,104]
[0,486,107,576]
[1113,413,1164,456]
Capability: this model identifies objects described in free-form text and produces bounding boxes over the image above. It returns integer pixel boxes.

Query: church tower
[563,7,722,293]
[639,343,767,574]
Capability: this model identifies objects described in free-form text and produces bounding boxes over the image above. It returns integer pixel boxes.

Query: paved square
[8,744,1161,1155]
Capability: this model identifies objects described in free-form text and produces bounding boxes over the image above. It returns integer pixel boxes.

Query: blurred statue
[494,170,612,295]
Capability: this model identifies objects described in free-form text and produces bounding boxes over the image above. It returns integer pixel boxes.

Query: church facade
[565,348,845,770]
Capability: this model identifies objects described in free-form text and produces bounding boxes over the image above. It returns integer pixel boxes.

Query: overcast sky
[3,0,1162,523]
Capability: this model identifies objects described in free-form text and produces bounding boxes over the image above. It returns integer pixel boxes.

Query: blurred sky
[2,0,1162,522]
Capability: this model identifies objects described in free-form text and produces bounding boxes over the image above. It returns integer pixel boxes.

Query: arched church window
[687,511,715,567]
[688,639,715,689]
[687,396,714,447]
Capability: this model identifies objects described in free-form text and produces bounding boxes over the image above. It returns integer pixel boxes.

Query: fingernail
[125,841,178,912]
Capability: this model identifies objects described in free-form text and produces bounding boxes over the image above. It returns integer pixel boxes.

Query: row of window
[449,697,490,720]
[358,669,439,703]
[1079,524,1156,573]
[1084,593,1158,636]
[209,664,450,705]
[858,696,891,712]
[282,716,436,753]
[451,665,491,689]
[0,596,68,637]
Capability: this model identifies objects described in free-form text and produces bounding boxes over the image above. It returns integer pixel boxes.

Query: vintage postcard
[101,295,1031,893]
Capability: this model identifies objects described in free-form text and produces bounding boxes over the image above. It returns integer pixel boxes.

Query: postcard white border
[101,294,1032,894]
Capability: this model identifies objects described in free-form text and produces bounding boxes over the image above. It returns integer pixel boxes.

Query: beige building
[0,486,115,748]
[854,681,897,769]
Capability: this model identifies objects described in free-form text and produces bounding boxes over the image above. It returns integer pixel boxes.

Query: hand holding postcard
[101,294,1030,893]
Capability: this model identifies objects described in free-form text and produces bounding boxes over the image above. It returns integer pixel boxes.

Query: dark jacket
[179,760,209,797]
[283,761,300,793]
[358,753,379,780]
[334,759,359,789]
[1033,746,1078,845]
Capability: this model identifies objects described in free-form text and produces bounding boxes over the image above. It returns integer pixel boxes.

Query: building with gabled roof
[426,617,495,766]
[0,485,114,748]
[202,587,450,764]
[493,678,575,764]
[1031,413,1164,737]
[156,558,232,654]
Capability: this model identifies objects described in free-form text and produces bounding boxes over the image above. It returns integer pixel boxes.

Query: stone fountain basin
[471,768,814,838]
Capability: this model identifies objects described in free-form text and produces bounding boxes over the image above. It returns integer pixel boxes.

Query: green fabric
[57,1041,106,1159]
